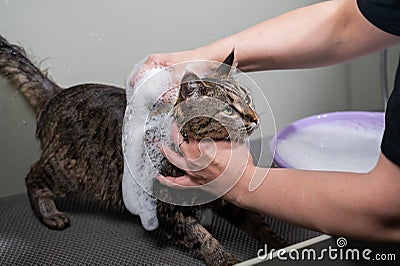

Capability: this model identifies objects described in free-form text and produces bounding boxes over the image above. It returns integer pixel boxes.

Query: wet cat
[0,35,287,265]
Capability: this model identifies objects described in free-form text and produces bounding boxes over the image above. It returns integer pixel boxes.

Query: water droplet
[89,32,94,37]
[67,69,71,73]
[21,120,27,126]
[98,38,102,43]
[43,43,48,48]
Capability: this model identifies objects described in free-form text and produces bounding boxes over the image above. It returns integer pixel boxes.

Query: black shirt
[358,0,400,167]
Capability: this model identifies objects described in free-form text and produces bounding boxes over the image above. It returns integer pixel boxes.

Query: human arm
[232,154,400,242]
[159,137,400,242]
[153,0,400,241]
[144,0,400,72]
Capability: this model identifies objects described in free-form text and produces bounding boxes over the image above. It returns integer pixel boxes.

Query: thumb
[156,174,200,189]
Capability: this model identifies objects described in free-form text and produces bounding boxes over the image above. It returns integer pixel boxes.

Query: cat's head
[173,50,259,141]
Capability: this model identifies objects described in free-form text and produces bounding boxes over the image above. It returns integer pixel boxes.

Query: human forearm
[227,166,369,236]
[192,0,400,72]
[141,0,400,76]
[226,154,400,241]
[158,131,400,241]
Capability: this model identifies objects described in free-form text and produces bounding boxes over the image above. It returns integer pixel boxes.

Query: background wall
[0,0,399,197]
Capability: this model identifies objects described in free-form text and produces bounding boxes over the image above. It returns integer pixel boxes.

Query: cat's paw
[42,212,71,230]
[206,252,239,266]
[217,256,240,266]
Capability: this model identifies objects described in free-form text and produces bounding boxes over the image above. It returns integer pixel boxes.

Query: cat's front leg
[212,200,288,249]
[156,200,239,265]
[174,211,239,266]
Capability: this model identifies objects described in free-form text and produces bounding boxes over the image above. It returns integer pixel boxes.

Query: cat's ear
[180,71,203,99]
[215,49,235,77]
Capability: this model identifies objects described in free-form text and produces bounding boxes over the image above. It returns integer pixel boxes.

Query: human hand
[157,123,255,196]
[128,50,201,88]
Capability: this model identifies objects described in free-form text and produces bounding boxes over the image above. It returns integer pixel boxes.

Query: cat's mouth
[246,122,258,132]
[245,122,259,135]
[234,121,259,138]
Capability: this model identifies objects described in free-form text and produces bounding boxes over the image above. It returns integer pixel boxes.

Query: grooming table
[0,193,322,265]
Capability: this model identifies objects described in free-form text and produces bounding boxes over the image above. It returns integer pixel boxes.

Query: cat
[0,35,287,265]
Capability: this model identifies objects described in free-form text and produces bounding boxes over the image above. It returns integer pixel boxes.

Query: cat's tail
[0,34,62,112]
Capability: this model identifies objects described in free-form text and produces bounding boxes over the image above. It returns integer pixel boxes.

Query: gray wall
[0,0,399,197]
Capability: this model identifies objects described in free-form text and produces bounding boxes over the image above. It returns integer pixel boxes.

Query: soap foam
[122,59,177,231]
[276,120,384,173]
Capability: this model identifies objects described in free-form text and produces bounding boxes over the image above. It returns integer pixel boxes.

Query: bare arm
[229,154,400,241]
[144,0,400,72]
[159,138,400,241]
[153,0,400,241]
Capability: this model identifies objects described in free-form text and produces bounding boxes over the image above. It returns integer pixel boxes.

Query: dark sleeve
[357,0,400,167]
[357,0,400,36]
[381,58,400,167]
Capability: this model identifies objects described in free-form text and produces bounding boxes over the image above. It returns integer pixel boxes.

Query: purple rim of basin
[270,111,385,169]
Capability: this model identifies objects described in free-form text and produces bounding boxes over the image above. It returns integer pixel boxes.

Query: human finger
[143,53,171,68]
[156,174,199,188]
[160,145,190,170]
[161,139,213,173]
[169,122,184,147]
[166,122,204,161]
[128,54,171,88]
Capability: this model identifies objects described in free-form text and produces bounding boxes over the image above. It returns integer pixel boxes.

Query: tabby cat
[0,35,287,265]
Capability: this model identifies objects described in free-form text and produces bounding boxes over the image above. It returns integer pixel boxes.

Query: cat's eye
[223,106,234,116]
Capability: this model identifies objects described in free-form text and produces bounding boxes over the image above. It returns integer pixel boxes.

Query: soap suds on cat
[122,59,178,231]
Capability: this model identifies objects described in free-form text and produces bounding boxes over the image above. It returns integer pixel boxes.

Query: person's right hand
[156,122,255,198]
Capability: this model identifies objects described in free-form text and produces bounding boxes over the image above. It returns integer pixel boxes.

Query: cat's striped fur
[0,35,287,265]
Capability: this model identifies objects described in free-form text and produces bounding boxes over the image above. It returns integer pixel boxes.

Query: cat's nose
[246,111,259,126]
[253,116,259,126]
[246,113,259,133]
[250,114,259,128]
